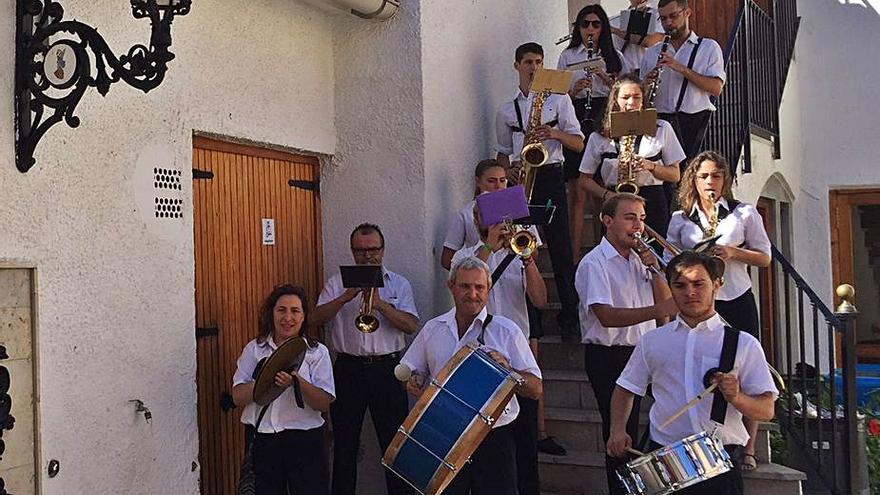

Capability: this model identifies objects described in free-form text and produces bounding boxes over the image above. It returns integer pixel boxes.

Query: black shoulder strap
[675,37,703,113]
[478,313,494,345]
[491,253,517,285]
[513,98,525,133]
[709,325,740,423]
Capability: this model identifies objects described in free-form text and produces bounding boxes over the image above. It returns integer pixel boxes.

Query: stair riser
[539,341,584,371]
[543,379,598,410]
[539,463,609,494]
[540,464,803,495]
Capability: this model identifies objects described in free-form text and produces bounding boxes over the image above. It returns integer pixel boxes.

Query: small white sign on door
[262,218,276,245]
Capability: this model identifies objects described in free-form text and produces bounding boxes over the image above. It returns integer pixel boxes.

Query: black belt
[337,351,401,364]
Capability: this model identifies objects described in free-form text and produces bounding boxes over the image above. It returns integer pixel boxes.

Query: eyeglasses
[352,247,384,256]
[577,20,602,29]
[659,9,685,22]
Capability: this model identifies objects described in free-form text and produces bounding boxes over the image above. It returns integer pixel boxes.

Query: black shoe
[537,436,567,456]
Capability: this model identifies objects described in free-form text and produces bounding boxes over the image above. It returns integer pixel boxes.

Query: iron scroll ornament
[14,0,192,173]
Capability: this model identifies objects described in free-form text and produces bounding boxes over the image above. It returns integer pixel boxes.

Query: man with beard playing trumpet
[574,193,677,495]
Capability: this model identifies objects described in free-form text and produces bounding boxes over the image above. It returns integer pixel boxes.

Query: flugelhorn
[354,288,380,333]
[506,220,538,259]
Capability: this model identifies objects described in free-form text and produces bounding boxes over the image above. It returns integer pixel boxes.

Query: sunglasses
[577,20,602,29]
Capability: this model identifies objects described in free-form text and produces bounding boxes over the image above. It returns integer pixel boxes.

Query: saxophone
[646,35,671,108]
[615,134,640,194]
[705,191,720,237]
[519,89,550,202]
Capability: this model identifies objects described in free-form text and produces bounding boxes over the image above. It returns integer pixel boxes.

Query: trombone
[355,288,380,333]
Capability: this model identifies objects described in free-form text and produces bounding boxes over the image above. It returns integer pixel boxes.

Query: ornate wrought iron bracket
[14,0,192,172]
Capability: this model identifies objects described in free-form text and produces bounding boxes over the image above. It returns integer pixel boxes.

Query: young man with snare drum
[607,251,777,495]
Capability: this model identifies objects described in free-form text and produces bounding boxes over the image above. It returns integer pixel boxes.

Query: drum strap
[477,314,494,345]
[709,325,740,423]
[491,253,517,285]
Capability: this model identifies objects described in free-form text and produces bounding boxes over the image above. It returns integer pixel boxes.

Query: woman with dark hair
[576,73,683,240]
[666,150,772,471]
[559,4,633,257]
[232,285,335,494]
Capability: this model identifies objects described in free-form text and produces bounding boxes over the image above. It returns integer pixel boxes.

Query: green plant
[863,393,880,494]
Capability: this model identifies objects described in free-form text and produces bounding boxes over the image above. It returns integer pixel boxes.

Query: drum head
[253,337,308,406]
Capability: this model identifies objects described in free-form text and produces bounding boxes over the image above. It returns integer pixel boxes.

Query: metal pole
[835,284,860,494]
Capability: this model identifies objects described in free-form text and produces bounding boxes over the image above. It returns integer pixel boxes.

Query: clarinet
[646,35,671,108]
[582,34,595,114]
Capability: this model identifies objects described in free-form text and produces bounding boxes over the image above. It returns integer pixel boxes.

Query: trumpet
[506,222,538,259]
[354,288,380,333]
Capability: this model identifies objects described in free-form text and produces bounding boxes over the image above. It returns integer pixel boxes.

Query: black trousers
[659,110,713,207]
[253,427,329,495]
[531,164,579,330]
[647,441,744,495]
[716,288,760,339]
[584,344,642,495]
[330,354,410,495]
[563,96,608,181]
[444,424,517,495]
[511,395,540,495]
[636,184,671,240]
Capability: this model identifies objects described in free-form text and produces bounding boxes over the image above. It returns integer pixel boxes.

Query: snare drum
[618,431,733,495]
[382,342,523,495]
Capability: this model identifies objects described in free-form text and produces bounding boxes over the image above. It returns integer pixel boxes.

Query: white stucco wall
[0,0,336,492]
[735,0,880,305]
[421,1,571,311]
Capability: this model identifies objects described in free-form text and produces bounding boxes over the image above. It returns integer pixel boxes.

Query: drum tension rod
[430,379,494,425]
[394,427,457,472]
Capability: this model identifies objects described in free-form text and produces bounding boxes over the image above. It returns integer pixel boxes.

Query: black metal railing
[701,0,799,175]
[770,244,863,494]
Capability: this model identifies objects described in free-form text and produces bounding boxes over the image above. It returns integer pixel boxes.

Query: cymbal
[253,336,309,406]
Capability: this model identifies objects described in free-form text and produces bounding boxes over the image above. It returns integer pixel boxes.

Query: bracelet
[481,242,494,253]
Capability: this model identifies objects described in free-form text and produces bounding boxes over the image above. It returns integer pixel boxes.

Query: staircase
[534,222,806,494]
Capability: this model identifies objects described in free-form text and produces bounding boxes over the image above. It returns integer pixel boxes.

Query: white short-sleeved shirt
[451,244,539,339]
[443,199,481,251]
[575,237,657,346]
[665,199,772,301]
[578,120,685,188]
[640,31,725,114]
[611,5,665,71]
[557,46,632,98]
[400,307,541,428]
[317,268,419,355]
[495,91,584,164]
[233,337,336,433]
[617,314,778,446]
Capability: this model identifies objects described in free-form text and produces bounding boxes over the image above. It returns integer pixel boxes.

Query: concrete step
[538,335,584,371]
[542,369,597,410]
[543,406,649,454]
[539,449,805,495]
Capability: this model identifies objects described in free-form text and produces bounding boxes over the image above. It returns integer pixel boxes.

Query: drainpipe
[320,0,399,20]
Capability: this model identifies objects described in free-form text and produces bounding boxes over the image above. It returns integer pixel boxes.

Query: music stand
[620,8,651,39]
[531,68,574,94]
[609,109,658,138]
[513,204,557,227]
[340,265,384,289]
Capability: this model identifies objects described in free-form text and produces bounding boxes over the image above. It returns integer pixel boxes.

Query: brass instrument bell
[355,287,380,333]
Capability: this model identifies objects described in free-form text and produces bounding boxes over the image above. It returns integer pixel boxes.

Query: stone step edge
[543,405,780,434]
[539,450,807,481]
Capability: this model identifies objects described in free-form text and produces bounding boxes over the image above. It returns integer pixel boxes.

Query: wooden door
[193,136,323,495]
[756,197,777,365]
[830,188,880,363]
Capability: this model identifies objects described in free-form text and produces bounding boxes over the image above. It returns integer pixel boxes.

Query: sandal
[741,453,758,471]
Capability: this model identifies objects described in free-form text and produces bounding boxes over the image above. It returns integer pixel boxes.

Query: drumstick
[659,381,718,429]
[627,447,645,457]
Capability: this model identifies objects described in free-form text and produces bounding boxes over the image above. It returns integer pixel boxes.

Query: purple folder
[475,185,529,228]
